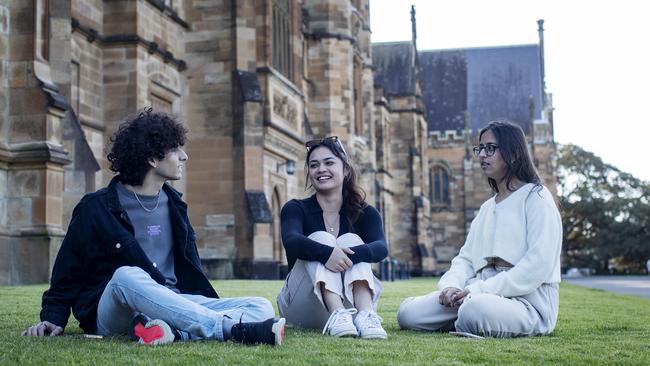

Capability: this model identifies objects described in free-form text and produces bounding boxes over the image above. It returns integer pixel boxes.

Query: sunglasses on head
[305,136,348,161]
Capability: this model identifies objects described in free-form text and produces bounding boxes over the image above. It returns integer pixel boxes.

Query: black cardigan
[280,194,388,272]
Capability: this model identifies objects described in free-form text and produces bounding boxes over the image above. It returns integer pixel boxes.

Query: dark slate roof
[63,109,101,172]
[419,44,543,135]
[418,50,467,132]
[372,42,416,96]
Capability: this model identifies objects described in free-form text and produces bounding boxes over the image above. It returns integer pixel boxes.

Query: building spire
[410,5,420,94]
[410,5,417,48]
[537,19,547,107]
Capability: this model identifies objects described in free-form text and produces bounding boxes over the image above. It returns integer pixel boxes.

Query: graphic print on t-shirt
[147,225,162,236]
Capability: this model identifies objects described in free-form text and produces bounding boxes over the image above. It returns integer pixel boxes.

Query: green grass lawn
[1,278,649,365]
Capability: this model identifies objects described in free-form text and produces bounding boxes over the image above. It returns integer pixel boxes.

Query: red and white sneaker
[129,313,176,346]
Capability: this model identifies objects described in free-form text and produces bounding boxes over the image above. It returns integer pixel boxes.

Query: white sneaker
[322,308,358,337]
[354,310,387,339]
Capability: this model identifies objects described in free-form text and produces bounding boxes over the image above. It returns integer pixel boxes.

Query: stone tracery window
[430,165,450,206]
[272,0,292,78]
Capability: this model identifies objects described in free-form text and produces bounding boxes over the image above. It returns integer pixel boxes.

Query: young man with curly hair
[22,109,285,346]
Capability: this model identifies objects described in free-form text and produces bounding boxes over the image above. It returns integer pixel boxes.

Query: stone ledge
[0,225,66,237]
[205,214,235,227]
[0,141,71,165]
[71,18,187,72]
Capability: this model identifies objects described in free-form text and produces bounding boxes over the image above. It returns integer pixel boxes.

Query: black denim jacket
[40,177,218,333]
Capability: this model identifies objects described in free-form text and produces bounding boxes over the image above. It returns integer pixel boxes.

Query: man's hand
[21,321,64,337]
[325,247,355,272]
[439,287,462,307]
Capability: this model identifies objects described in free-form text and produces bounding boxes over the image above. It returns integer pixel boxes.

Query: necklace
[323,212,339,233]
[133,190,160,213]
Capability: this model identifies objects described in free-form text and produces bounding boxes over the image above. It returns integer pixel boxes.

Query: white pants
[277,231,382,329]
[397,266,559,337]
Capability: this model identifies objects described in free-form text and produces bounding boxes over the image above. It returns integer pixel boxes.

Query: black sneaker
[129,312,179,345]
[230,317,285,346]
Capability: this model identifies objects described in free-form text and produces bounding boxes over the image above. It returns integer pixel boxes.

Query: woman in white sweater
[397,120,562,338]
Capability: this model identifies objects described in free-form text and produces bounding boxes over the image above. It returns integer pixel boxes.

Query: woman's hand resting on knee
[439,287,460,306]
[439,287,470,307]
[325,247,355,272]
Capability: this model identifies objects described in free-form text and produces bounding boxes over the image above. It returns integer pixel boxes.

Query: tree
[557,144,650,273]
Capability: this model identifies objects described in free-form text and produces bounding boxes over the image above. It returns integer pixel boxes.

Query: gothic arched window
[430,166,450,206]
[273,0,292,78]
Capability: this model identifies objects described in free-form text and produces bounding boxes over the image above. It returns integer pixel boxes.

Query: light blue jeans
[96,266,275,341]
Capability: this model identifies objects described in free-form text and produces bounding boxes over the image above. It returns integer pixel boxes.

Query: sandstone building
[372,18,555,272]
[0,0,553,284]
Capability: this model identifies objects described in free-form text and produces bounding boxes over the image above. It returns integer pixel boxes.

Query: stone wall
[427,134,482,270]
[182,0,239,278]
[0,0,70,284]
[383,90,432,273]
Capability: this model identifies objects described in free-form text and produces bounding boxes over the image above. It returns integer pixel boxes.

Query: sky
[370,0,650,182]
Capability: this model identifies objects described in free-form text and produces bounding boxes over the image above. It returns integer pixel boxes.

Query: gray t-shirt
[116,182,178,291]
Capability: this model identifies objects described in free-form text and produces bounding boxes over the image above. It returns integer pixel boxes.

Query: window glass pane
[442,170,449,204]
[429,170,433,203]
[432,166,450,206]
[434,169,441,203]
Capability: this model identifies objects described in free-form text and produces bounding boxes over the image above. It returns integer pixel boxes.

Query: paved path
[563,275,650,299]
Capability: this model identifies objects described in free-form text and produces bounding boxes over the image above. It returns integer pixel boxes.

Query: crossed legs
[396,267,559,337]
[96,266,275,341]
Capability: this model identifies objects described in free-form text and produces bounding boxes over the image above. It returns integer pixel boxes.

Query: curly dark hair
[478,120,541,193]
[305,138,367,224]
[107,107,188,186]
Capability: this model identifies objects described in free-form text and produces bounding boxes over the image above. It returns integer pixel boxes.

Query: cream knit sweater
[437,183,562,297]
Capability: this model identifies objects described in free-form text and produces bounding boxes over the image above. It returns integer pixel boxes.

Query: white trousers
[277,231,383,329]
[397,266,559,337]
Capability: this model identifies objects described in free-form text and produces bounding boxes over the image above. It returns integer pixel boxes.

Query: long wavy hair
[305,139,367,224]
[479,120,541,193]
[107,107,187,186]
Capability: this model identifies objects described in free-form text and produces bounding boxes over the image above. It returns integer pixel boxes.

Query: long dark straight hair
[479,120,541,193]
[305,139,367,224]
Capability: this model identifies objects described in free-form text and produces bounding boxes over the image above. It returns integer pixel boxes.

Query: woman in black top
[277,136,388,339]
